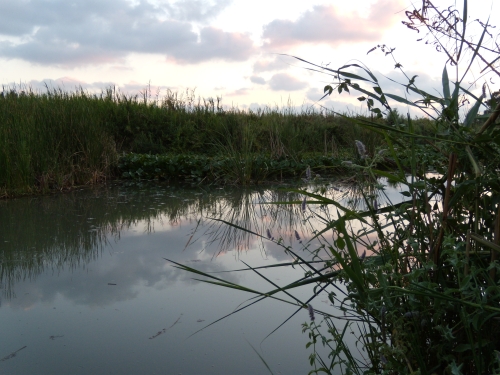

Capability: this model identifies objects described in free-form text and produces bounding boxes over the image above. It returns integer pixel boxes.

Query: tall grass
[1,84,434,196]
[0,87,117,196]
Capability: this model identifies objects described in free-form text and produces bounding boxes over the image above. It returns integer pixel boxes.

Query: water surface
[2,182,359,375]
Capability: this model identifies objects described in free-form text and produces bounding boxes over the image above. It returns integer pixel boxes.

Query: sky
[0,0,498,115]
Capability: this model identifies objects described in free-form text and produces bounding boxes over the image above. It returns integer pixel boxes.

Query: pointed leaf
[460,13,490,81]
[384,93,418,107]
[463,95,484,127]
[456,0,467,61]
[442,66,451,100]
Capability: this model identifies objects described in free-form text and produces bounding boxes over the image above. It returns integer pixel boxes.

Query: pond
[0,180,404,375]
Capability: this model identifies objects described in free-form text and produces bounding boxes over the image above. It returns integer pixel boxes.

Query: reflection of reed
[0,183,206,299]
[195,182,358,256]
[0,180,361,300]
[199,188,320,255]
[0,182,322,298]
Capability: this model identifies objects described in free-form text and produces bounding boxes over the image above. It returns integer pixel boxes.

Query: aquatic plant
[118,152,346,184]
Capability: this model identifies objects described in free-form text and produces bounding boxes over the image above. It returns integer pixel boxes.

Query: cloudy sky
[0,0,497,114]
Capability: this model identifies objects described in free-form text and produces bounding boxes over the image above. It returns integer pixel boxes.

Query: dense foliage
[0,86,393,196]
[118,152,345,184]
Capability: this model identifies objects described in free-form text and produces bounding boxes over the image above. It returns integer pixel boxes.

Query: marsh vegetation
[0,84,438,197]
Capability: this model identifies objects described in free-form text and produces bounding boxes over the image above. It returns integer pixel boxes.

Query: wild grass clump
[0,87,117,197]
[170,1,500,374]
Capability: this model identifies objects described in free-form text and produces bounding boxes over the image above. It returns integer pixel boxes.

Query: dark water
[1,181,365,375]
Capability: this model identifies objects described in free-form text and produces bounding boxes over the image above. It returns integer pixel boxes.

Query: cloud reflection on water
[0,179,412,375]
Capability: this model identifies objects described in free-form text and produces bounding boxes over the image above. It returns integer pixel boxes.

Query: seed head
[305,166,311,180]
[294,230,301,241]
[301,196,307,212]
[355,140,367,158]
[308,304,315,321]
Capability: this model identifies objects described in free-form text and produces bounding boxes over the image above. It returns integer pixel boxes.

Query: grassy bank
[0,85,434,197]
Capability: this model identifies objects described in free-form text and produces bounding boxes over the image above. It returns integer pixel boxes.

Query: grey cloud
[250,76,266,85]
[0,0,124,37]
[170,26,254,63]
[164,0,232,22]
[306,87,326,102]
[0,0,253,66]
[269,73,308,91]
[262,1,401,49]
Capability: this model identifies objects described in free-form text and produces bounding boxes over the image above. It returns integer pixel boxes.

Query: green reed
[0,86,442,197]
[0,87,117,196]
[1,84,432,196]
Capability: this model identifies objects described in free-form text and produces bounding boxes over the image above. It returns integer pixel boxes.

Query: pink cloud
[225,87,251,97]
[262,0,403,50]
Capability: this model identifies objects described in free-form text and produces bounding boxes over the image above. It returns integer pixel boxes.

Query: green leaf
[442,65,451,100]
[454,343,471,353]
[456,0,467,61]
[463,93,484,127]
[465,145,481,177]
[384,93,418,107]
[449,361,464,375]
[335,237,345,250]
[372,170,406,184]
[460,12,490,82]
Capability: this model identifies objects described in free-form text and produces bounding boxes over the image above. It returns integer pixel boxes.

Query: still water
[0,180,401,375]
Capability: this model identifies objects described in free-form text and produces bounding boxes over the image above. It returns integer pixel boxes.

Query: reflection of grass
[0,182,328,299]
